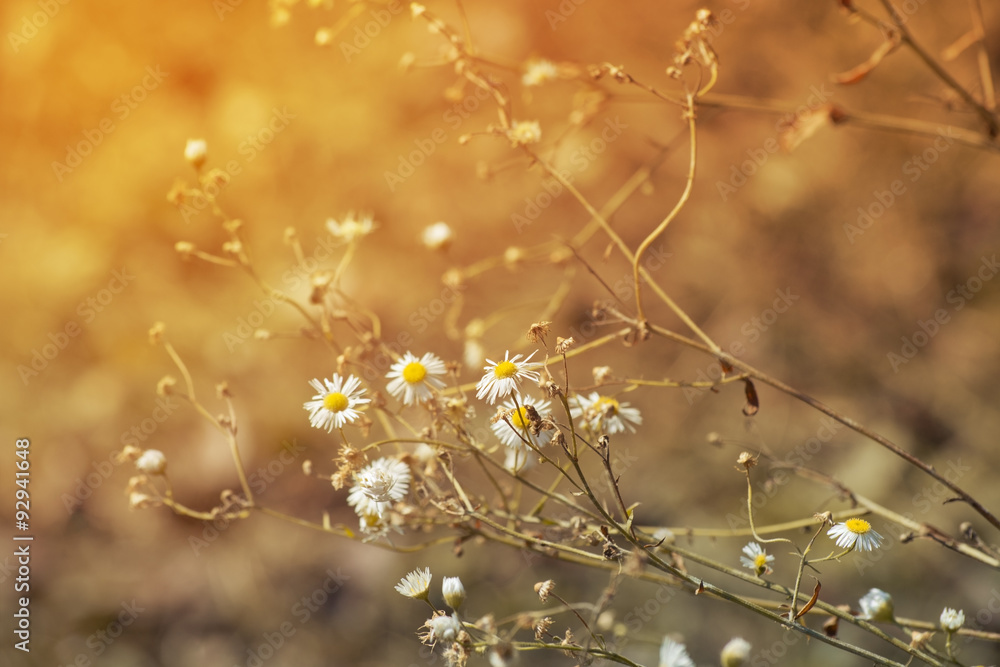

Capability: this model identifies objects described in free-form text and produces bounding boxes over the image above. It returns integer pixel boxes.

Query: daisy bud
[940,607,964,632]
[858,588,895,622]
[184,138,207,169]
[442,576,466,610]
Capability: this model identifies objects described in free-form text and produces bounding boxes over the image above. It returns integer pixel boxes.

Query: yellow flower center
[323,392,349,412]
[595,396,620,416]
[402,361,427,384]
[494,360,518,379]
[510,406,530,429]
[754,553,768,569]
[845,518,871,534]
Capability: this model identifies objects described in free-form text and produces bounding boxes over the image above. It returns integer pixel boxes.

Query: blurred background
[2,0,999,665]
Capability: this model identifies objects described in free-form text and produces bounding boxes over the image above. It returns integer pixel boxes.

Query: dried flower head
[534,579,555,603]
[508,120,541,146]
[326,211,376,244]
[522,59,559,87]
[420,611,463,646]
[526,321,551,343]
[347,456,412,518]
[554,336,575,354]
[736,451,758,470]
[491,396,553,450]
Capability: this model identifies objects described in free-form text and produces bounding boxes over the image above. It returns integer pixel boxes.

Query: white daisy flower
[508,120,541,147]
[571,392,643,434]
[386,351,448,405]
[739,541,774,576]
[421,222,454,251]
[326,211,376,243]
[491,396,553,450]
[347,457,411,518]
[827,518,883,552]
[940,607,964,632]
[522,59,559,87]
[304,373,370,431]
[720,637,751,667]
[659,636,695,667]
[395,567,432,600]
[859,588,895,622]
[475,350,542,404]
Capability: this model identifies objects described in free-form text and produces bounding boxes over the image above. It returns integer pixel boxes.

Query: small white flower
[421,222,454,251]
[395,567,432,600]
[386,351,447,405]
[522,59,559,87]
[326,211,376,243]
[476,350,542,404]
[739,541,774,576]
[659,636,695,667]
[859,588,895,622]
[347,457,411,518]
[508,120,541,147]
[571,392,643,434]
[940,607,965,632]
[422,611,463,645]
[827,518,883,552]
[720,637,751,667]
[491,396,553,449]
[304,373,370,431]
[135,449,167,475]
[442,576,466,610]
[184,138,207,168]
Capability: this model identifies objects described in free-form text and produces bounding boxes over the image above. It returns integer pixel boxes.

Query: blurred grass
[2,0,1000,665]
